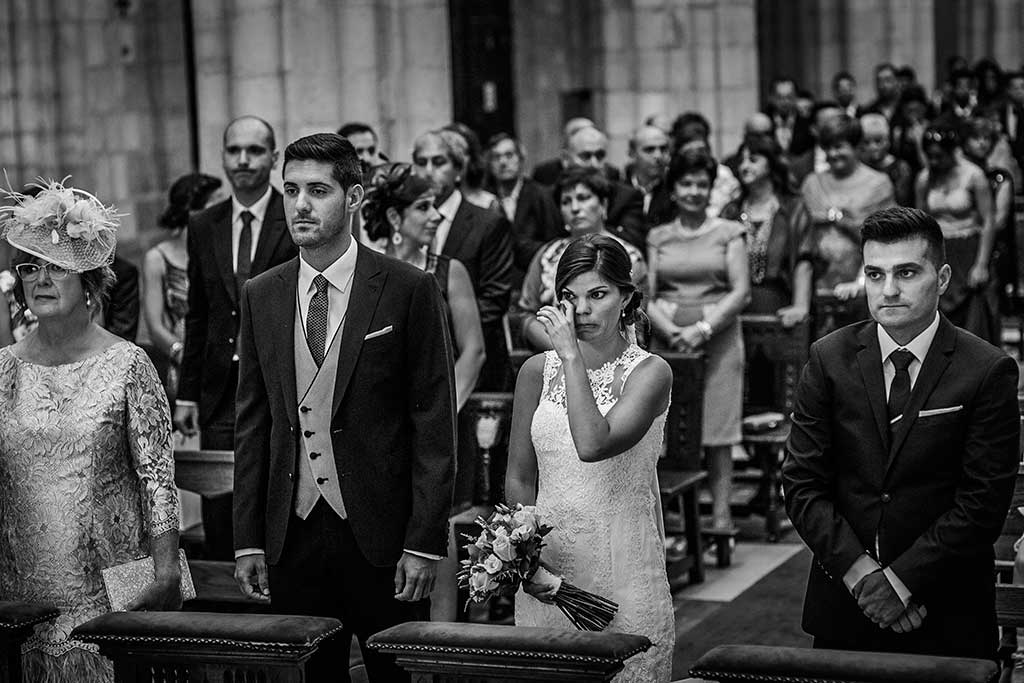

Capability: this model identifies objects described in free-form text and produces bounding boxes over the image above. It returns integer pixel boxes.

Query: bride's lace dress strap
[619,345,651,391]
[541,350,562,403]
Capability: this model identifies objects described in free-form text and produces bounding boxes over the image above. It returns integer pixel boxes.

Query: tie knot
[240,210,254,226]
[889,349,915,371]
[313,274,329,294]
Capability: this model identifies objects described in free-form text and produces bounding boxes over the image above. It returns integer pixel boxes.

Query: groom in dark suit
[232,133,456,681]
[783,206,1019,660]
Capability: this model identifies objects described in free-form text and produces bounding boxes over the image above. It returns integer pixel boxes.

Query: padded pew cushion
[72,612,342,654]
[0,600,59,630]
[691,645,998,683]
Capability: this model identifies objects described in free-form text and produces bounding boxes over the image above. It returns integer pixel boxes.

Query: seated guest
[532,117,621,184]
[484,133,562,286]
[413,129,514,390]
[625,124,675,226]
[859,113,915,207]
[916,124,1000,344]
[764,76,814,157]
[783,206,1019,660]
[891,85,935,175]
[647,148,750,532]
[142,173,224,405]
[721,135,812,327]
[801,114,895,302]
[862,63,901,122]
[337,121,388,167]
[789,102,843,187]
[833,71,860,118]
[444,122,500,213]
[974,57,1005,109]
[723,112,775,176]
[939,68,979,121]
[671,117,741,218]
[973,105,1023,188]
[0,180,181,681]
[517,167,647,351]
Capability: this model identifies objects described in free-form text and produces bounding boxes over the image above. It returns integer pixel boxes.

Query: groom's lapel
[332,245,385,417]
[855,322,891,456]
[273,259,300,431]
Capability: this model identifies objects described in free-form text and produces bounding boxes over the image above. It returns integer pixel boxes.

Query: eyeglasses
[15,263,71,281]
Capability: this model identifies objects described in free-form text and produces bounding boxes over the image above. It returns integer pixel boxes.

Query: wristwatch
[827,207,844,223]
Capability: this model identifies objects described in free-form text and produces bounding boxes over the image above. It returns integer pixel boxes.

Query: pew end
[0,601,59,683]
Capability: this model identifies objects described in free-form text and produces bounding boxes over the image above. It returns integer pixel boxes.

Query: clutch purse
[101,549,196,612]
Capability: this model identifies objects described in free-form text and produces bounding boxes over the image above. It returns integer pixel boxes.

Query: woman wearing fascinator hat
[0,180,181,681]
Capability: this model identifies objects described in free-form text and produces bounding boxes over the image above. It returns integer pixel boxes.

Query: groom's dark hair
[861,206,946,267]
[284,133,362,190]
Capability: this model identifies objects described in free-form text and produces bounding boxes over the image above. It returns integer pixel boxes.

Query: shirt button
[300,406,311,414]
[287,472,293,480]
[228,337,235,344]
[316,477,328,484]
[309,452,321,460]
[304,430,315,438]
[881,493,892,503]
[232,310,238,317]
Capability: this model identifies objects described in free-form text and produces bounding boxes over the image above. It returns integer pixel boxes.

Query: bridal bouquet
[457,503,618,631]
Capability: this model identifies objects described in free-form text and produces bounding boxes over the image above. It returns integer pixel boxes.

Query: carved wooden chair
[0,601,58,683]
[812,290,868,342]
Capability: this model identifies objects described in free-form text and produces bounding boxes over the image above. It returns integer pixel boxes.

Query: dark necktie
[887,349,915,429]
[306,275,329,367]
[236,210,254,293]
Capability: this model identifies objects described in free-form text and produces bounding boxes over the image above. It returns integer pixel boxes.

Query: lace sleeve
[125,347,179,538]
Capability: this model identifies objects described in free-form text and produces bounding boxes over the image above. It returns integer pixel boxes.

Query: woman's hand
[125,576,182,612]
[777,304,809,328]
[536,301,580,360]
[968,262,990,289]
[523,566,561,604]
[833,280,863,301]
[671,325,705,351]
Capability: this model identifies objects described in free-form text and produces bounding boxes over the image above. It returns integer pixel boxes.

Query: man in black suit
[783,207,1019,660]
[485,132,562,287]
[764,76,814,158]
[413,129,514,390]
[233,134,455,681]
[103,254,139,340]
[625,124,675,227]
[863,63,903,122]
[175,115,298,559]
[531,116,622,186]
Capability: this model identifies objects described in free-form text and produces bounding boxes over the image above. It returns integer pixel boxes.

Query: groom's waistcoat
[293,307,346,520]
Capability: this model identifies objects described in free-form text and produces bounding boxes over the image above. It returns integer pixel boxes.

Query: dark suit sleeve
[476,214,514,326]
[609,186,647,250]
[105,260,139,340]
[232,281,271,551]
[403,272,458,555]
[178,215,207,403]
[783,344,873,579]
[889,355,1020,594]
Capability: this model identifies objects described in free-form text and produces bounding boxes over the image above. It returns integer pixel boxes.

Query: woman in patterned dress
[0,181,180,682]
[142,173,223,406]
[507,234,675,681]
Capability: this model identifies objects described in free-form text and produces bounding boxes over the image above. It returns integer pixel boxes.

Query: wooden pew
[72,612,344,682]
[654,351,708,586]
[367,622,651,682]
[0,601,58,683]
[737,314,810,544]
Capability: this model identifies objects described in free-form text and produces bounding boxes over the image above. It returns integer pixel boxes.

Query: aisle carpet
[671,547,812,678]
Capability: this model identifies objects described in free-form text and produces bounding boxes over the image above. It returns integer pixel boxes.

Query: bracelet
[170,341,184,362]
[694,319,713,341]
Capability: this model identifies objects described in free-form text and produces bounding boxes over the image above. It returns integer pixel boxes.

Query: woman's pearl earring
[85,292,92,308]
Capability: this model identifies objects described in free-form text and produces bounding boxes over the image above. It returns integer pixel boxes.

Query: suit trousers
[198,360,237,560]
[269,500,429,682]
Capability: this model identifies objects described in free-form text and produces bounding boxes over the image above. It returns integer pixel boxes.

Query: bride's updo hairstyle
[555,234,645,331]
[360,162,434,241]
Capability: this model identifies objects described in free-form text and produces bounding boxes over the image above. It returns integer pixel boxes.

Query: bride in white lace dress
[506,234,676,682]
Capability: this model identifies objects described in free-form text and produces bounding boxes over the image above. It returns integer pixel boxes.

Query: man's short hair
[896,65,916,82]
[224,115,276,150]
[832,71,855,88]
[284,133,362,190]
[875,62,896,77]
[818,114,863,148]
[486,132,525,159]
[337,121,378,141]
[671,111,711,147]
[861,207,946,267]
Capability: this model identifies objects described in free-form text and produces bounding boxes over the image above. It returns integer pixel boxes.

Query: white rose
[512,508,538,531]
[510,524,533,542]
[483,554,504,575]
[469,569,490,592]
[493,525,509,538]
[492,534,514,561]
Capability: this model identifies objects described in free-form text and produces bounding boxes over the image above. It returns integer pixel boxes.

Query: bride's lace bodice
[516,344,675,682]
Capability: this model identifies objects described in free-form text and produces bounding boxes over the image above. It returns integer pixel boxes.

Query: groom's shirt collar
[876,312,940,365]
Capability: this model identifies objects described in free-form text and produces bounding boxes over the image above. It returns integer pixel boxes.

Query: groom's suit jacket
[783,316,1019,653]
[232,244,457,567]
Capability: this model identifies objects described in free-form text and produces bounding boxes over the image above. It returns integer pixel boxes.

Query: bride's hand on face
[536,300,580,360]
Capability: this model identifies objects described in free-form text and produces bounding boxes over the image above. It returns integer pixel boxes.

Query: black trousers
[198,360,237,560]
[269,501,429,682]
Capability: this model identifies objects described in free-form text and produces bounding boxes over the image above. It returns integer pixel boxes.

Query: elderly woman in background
[720,135,812,326]
[0,181,180,682]
[647,148,750,532]
[800,114,895,302]
[518,167,647,351]
[142,173,223,405]
[917,124,1000,344]
[858,113,916,207]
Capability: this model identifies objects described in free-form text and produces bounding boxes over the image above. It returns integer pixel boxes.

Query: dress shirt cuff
[882,566,912,607]
[843,553,881,593]
[404,549,443,561]
[234,548,265,560]
[176,399,198,409]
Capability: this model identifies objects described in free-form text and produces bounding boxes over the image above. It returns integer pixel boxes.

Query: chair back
[653,351,705,471]
[462,393,515,506]
[173,449,234,497]
[812,291,866,341]
[740,315,810,416]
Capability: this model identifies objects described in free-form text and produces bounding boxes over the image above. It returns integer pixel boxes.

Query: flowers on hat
[0,176,121,272]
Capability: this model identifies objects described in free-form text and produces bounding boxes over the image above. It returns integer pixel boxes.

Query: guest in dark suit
[485,133,562,287]
[532,116,622,185]
[783,206,1019,660]
[102,255,139,340]
[764,76,815,157]
[174,116,298,559]
[863,63,902,122]
[625,125,675,227]
[233,134,456,681]
[413,129,514,390]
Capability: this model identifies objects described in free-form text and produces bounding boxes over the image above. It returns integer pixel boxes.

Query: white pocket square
[364,325,393,341]
[918,405,963,417]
